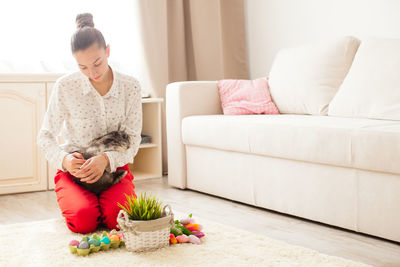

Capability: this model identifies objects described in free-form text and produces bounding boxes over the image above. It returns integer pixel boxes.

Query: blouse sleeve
[37,80,69,171]
[104,79,142,172]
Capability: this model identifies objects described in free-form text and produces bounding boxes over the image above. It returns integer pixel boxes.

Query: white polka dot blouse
[37,68,142,173]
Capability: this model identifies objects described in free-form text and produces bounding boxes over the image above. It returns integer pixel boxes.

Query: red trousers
[54,164,136,234]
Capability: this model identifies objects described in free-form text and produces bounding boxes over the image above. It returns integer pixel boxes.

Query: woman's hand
[75,153,109,184]
[62,152,86,177]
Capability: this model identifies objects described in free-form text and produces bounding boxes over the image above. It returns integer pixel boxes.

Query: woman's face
[74,43,110,83]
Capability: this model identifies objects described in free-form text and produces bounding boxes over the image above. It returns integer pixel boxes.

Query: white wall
[245,0,400,79]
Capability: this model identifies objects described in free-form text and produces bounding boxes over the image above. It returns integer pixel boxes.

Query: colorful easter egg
[92,234,101,241]
[78,241,90,249]
[185,223,199,231]
[110,234,120,242]
[191,230,205,238]
[88,238,100,247]
[176,234,189,243]
[189,235,201,244]
[169,234,178,245]
[100,236,111,244]
[69,240,79,246]
[69,232,126,255]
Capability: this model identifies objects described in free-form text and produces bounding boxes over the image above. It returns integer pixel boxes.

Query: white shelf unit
[130,98,163,180]
[47,97,164,189]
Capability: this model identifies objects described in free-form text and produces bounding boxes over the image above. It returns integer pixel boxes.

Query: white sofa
[166,37,400,242]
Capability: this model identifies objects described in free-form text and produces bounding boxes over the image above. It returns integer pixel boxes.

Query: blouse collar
[81,66,119,98]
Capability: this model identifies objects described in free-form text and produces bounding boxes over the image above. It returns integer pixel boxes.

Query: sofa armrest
[166,81,222,188]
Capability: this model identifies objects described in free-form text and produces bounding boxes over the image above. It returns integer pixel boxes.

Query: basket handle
[162,204,174,225]
[117,209,130,229]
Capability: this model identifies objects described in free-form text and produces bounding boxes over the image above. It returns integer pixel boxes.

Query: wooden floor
[0,176,399,267]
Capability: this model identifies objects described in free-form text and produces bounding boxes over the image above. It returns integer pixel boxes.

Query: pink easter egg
[176,234,189,243]
[191,230,205,238]
[69,240,80,246]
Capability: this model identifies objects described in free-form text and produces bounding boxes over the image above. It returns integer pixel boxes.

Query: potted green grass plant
[116,192,174,252]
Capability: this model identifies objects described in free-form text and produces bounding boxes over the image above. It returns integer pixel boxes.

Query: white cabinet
[0,82,47,194]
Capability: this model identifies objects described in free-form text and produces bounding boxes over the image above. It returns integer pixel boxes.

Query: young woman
[37,13,141,234]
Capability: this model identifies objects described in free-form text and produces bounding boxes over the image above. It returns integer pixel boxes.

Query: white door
[0,83,47,194]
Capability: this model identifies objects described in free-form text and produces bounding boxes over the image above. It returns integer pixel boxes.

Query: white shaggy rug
[0,216,369,267]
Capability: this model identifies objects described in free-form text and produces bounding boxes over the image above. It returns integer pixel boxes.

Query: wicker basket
[116,204,174,252]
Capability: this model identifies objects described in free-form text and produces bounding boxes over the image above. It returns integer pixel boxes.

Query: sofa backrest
[328,37,400,121]
[268,36,360,115]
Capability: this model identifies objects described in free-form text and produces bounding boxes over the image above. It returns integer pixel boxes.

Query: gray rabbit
[65,131,131,195]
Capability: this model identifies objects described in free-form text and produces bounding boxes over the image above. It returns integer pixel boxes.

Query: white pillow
[268,36,360,115]
[328,38,400,121]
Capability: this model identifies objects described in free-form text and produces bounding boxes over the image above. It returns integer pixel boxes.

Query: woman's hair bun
[76,13,95,29]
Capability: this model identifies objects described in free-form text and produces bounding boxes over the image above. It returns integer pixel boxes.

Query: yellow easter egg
[110,234,120,242]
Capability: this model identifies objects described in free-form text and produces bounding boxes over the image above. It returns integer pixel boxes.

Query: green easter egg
[88,238,100,247]
[92,234,100,241]
[102,231,109,238]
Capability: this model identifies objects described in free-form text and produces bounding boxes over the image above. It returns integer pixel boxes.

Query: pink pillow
[217,77,280,115]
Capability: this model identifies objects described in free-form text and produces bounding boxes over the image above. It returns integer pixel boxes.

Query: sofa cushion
[268,36,360,115]
[328,37,400,121]
[181,115,400,175]
[217,77,279,115]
